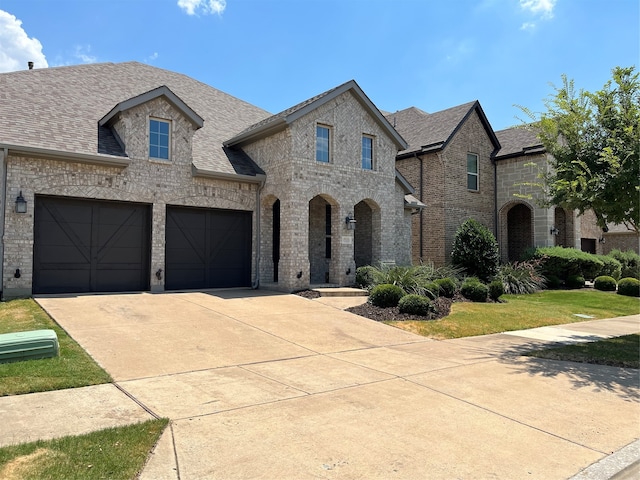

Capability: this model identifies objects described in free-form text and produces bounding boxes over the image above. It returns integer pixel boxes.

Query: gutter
[191,165,266,184]
[0,143,131,167]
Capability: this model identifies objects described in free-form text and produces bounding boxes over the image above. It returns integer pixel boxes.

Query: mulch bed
[294,290,463,322]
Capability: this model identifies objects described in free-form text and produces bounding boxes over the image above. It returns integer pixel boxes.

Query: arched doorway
[507,203,533,261]
[354,199,381,268]
[308,195,337,284]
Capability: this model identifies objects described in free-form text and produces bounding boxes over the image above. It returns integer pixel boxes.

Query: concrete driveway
[34,290,640,479]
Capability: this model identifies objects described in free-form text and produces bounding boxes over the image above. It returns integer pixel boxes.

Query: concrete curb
[569,439,640,480]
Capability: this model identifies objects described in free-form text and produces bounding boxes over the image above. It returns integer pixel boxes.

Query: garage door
[33,196,151,294]
[165,206,252,290]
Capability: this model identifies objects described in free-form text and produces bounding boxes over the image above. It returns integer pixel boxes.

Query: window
[362,135,374,170]
[316,125,330,162]
[467,153,478,191]
[149,118,170,160]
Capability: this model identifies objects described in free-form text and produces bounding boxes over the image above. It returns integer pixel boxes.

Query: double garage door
[33,197,251,294]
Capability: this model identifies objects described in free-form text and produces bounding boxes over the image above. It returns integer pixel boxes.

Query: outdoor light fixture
[599,237,606,244]
[550,226,559,236]
[345,213,356,230]
[15,191,27,214]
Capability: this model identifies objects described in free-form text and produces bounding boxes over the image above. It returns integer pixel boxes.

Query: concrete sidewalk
[1,291,638,479]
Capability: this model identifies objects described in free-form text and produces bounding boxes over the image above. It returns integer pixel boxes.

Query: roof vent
[28,61,34,70]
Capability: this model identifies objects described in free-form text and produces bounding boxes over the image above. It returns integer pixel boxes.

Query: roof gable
[495,126,545,159]
[390,101,501,157]
[225,80,407,150]
[99,85,204,129]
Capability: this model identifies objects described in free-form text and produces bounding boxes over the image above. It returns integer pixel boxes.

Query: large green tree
[525,66,640,233]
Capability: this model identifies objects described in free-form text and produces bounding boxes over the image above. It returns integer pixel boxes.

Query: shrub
[460,277,488,302]
[355,266,376,289]
[367,264,434,297]
[424,282,440,300]
[434,277,457,298]
[594,255,622,280]
[546,275,562,289]
[398,294,432,316]
[488,279,505,301]
[496,260,546,294]
[451,219,499,282]
[594,276,617,292]
[566,275,585,289]
[524,247,603,281]
[369,283,405,307]
[609,250,640,279]
[617,278,640,297]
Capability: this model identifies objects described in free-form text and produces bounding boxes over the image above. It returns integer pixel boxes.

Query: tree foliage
[522,66,640,233]
[451,219,499,282]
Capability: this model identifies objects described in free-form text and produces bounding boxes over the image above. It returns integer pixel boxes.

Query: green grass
[387,289,640,339]
[0,418,168,480]
[525,334,640,368]
[0,299,112,396]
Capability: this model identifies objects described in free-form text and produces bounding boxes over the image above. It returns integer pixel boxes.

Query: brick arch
[308,194,339,284]
[499,200,534,262]
[354,198,381,268]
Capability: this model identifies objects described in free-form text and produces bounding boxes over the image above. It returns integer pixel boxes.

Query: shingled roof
[494,126,545,159]
[226,80,407,150]
[387,101,500,158]
[0,62,271,176]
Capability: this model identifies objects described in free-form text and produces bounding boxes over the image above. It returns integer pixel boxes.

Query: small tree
[451,219,499,282]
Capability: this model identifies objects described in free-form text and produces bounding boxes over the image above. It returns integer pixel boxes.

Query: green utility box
[0,329,59,363]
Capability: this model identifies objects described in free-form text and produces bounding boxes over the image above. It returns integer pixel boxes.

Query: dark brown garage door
[33,196,151,294]
[165,206,252,290]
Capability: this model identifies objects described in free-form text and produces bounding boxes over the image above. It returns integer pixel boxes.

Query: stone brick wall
[243,90,405,290]
[3,97,258,298]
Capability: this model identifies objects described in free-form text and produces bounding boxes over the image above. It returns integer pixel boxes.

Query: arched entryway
[506,203,533,261]
[554,207,568,247]
[308,195,338,284]
[354,199,381,268]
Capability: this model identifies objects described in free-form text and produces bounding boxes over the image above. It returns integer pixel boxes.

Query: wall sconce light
[14,268,21,279]
[296,271,303,279]
[345,213,356,230]
[550,226,559,236]
[15,191,27,214]
[598,237,606,244]
[155,268,163,280]
[346,268,351,275]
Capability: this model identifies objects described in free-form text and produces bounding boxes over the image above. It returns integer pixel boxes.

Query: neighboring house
[0,62,417,299]
[388,102,500,265]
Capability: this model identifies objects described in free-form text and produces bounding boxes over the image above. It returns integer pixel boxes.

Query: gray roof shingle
[386,101,499,156]
[0,62,271,175]
[494,126,545,158]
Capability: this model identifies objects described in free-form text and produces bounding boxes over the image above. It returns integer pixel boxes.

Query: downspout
[415,152,424,260]
[492,157,498,239]
[0,148,8,299]
[252,178,265,289]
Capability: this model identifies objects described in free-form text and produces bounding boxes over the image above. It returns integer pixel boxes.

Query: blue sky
[0,0,637,131]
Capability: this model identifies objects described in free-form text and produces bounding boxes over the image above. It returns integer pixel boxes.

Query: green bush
[566,274,585,289]
[546,275,562,289]
[434,277,457,298]
[460,277,488,302]
[398,294,433,316]
[369,283,405,307]
[496,260,546,294]
[488,279,505,301]
[451,219,500,282]
[594,276,617,291]
[609,250,640,279]
[355,266,377,289]
[524,246,603,281]
[594,255,622,280]
[424,282,440,300]
[617,278,640,297]
[367,264,434,296]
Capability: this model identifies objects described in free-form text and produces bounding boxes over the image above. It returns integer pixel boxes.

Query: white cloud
[178,0,227,16]
[520,22,536,30]
[520,0,556,19]
[0,10,48,72]
[74,45,97,64]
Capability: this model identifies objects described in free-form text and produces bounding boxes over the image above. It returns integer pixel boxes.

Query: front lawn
[385,289,640,339]
[525,334,640,368]
[0,418,168,480]
[0,299,112,396]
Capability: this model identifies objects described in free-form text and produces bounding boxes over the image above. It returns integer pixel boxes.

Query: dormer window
[149,118,170,160]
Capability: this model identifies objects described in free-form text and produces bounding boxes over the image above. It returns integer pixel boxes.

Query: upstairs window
[362,135,374,170]
[467,153,479,191]
[316,125,331,163]
[150,118,170,160]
